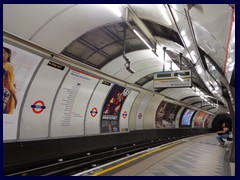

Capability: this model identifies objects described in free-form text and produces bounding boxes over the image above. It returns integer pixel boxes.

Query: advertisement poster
[203,114,210,128]
[155,101,181,128]
[3,42,42,140]
[51,69,99,137]
[193,111,207,128]
[181,109,196,126]
[101,84,131,133]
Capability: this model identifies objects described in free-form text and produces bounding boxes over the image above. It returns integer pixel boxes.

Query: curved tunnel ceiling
[3,4,234,114]
[61,19,225,107]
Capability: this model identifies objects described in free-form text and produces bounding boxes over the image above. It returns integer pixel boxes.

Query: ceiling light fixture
[133,29,153,50]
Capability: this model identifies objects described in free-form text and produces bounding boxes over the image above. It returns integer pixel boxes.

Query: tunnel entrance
[211,113,232,132]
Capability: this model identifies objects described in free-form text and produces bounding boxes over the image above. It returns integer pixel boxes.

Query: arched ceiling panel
[142,80,154,91]
[182,97,202,105]
[128,4,178,29]
[182,4,231,46]
[101,49,157,74]
[123,66,163,83]
[31,5,123,53]
[3,4,73,40]
[160,88,197,100]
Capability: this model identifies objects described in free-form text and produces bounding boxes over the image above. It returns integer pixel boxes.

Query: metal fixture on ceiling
[184,7,230,108]
[122,24,135,74]
[59,4,230,113]
[124,5,156,53]
[167,4,228,108]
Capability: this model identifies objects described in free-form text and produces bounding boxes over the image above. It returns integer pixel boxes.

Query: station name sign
[153,70,192,88]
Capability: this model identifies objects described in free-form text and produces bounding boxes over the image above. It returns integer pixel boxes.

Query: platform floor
[111,134,234,176]
[81,133,234,176]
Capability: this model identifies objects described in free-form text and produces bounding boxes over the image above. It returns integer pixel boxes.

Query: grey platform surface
[111,134,234,176]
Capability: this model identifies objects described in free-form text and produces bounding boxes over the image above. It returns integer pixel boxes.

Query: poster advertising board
[203,114,211,128]
[193,111,207,128]
[180,109,196,126]
[101,84,131,133]
[155,101,181,128]
[3,42,42,140]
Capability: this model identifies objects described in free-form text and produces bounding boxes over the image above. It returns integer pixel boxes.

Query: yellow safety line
[91,141,183,176]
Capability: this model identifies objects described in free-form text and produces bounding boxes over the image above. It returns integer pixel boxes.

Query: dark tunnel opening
[211,113,232,132]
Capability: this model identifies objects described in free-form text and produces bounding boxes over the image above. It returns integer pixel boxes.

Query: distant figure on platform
[216,122,230,146]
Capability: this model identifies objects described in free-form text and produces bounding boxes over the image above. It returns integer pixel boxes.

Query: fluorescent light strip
[133,29,152,50]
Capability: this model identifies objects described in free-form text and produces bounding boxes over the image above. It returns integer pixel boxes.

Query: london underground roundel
[31,100,46,114]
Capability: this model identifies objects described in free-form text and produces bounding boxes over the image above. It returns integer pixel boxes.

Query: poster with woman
[3,42,42,140]
[101,84,131,133]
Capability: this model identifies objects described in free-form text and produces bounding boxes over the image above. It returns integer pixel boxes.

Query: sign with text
[153,70,192,88]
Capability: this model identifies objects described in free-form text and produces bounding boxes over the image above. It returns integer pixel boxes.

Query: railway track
[5,136,188,176]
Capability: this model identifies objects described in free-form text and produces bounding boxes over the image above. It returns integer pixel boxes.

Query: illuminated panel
[180,109,195,126]
[100,84,131,133]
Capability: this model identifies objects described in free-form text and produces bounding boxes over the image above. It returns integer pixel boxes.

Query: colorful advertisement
[203,114,211,128]
[101,84,131,133]
[181,109,195,126]
[155,101,181,128]
[3,42,42,140]
[193,111,207,128]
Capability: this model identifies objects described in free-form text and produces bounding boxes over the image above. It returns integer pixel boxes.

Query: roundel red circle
[122,111,127,119]
[31,100,46,114]
[90,107,98,117]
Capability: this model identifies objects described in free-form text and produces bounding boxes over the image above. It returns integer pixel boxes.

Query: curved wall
[3,39,215,142]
